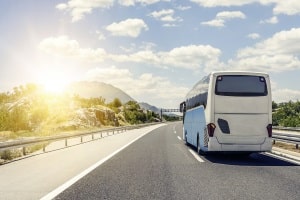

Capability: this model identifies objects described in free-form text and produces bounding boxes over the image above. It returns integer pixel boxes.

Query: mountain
[139,102,160,114]
[66,81,134,104]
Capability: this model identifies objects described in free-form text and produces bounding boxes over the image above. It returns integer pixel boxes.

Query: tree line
[272,101,300,127]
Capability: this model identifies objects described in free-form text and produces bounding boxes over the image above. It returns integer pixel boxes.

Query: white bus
[180,71,272,154]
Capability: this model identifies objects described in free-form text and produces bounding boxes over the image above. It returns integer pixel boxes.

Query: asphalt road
[0,124,165,200]
[53,122,300,200]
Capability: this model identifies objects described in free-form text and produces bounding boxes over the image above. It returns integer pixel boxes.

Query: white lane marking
[177,136,182,140]
[264,152,300,165]
[189,149,205,163]
[40,125,165,200]
[173,126,177,134]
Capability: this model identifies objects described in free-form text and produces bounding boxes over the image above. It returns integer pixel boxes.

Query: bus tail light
[207,123,216,137]
[267,124,272,137]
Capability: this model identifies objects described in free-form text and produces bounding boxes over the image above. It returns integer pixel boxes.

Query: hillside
[66,81,134,104]
[0,83,163,143]
[139,102,160,114]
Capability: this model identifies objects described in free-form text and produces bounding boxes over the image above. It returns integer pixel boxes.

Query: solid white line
[264,152,300,165]
[189,149,205,163]
[177,136,182,140]
[174,131,177,134]
[40,126,162,200]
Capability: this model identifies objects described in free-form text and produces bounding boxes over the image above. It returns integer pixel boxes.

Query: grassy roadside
[273,141,300,154]
[0,125,122,142]
[0,126,120,164]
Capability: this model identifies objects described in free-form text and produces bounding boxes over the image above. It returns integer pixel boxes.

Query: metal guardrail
[0,124,298,159]
[0,123,160,154]
[273,126,300,132]
[273,127,300,149]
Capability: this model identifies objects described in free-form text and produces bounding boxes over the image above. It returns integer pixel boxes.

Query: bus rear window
[215,75,267,96]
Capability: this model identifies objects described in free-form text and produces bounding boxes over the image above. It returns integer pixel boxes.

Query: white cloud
[118,0,170,6]
[230,28,300,72]
[96,31,106,40]
[190,0,259,7]
[237,28,300,58]
[56,0,114,22]
[150,9,174,20]
[176,5,191,11]
[201,11,246,27]
[159,45,223,70]
[38,35,108,62]
[272,0,300,15]
[38,35,80,56]
[149,9,182,26]
[56,0,172,21]
[39,36,223,71]
[247,33,261,39]
[163,23,178,27]
[190,0,300,16]
[260,16,278,24]
[216,11,246,19]
[39,28,300,74]
[114,45,223,71]
[106,18,148,37]
[120,42,156,53]
[273,89,300,103]
[201,19,226,27]
[136,0,170,5]
[84,66,188,107]
[271,81,300,103]
[118,0,135,6]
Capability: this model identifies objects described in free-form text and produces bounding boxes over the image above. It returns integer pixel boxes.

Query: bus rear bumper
[208,137,272,152]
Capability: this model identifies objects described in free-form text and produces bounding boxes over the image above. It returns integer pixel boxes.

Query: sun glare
[43,80,67,94]
[38,71,69,94]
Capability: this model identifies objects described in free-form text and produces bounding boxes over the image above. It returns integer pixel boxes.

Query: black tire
[197,135,207,155]
[197,135,201,154]
[184,131,188,145]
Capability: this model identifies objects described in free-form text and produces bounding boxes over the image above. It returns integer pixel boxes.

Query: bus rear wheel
[197,136,201,154]
[197,136,206,155]
[184,131,188,145]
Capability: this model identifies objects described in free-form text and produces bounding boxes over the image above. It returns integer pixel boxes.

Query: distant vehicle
[180,71,272,154]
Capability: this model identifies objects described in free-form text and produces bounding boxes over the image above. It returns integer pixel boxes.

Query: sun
[43,79,67,94]
[38,71,70,94]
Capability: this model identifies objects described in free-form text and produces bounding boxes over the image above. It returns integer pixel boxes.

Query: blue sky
[1,0,300,108]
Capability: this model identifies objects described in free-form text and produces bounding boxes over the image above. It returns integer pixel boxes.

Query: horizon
[1,0,300,108]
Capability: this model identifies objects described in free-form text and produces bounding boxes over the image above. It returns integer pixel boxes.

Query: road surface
[0,122,299,200]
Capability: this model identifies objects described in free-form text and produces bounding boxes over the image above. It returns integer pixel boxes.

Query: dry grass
[273,141,300,153]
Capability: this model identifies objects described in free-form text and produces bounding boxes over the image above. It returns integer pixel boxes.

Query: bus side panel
[193,106,206,149]
[205,74,215,124]
[183,106,206,148]
[195,106,206,150]
[182,108,189,145]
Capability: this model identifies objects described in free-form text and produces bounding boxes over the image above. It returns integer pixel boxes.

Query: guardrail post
[273,140,276,144]
[100,132,102,138]
[81,136,83,143]
[92,134,94,140]
[65,139,68,147]
[296,144,299,149]
[43,144,46,152]
[23,147,26,156]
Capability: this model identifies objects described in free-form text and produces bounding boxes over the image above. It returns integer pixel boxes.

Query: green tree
[30,104,49,127]
[272,101,278,111]
[9,105,29,132]
[124,101,147,124]
[110,98,122,108]
[272,101,300,127]
[0,106,10,131]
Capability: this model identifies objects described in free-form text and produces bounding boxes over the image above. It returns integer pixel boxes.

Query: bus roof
[210,71,269,77]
